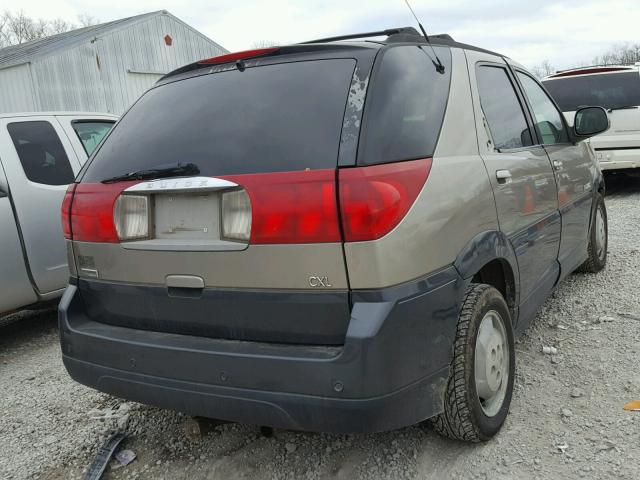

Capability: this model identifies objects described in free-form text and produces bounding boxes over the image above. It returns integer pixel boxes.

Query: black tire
[577,193,607,273]
[431,284,515,442]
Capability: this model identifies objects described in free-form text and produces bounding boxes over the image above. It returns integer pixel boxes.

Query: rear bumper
[63,356,449,433]
[596,148,640,171]
[59,268,464,433]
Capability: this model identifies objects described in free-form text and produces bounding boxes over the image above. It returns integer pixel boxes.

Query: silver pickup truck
[0,112,116,317]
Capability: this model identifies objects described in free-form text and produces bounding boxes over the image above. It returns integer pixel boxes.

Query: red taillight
[198,48,279,65]
[338,158,432,242]
[67,182,136,243]
[63,159,430,245]
[61,184,76,239]
[224,169,341,244]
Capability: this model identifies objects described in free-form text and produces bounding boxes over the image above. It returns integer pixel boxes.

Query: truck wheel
[432,284,515,442]
[577,193,607,273]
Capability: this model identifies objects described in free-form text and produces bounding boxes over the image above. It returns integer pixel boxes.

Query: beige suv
[59,28,609,442]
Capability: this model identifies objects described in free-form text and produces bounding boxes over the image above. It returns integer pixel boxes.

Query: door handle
[553,160,563,170]
[496,170,512,184]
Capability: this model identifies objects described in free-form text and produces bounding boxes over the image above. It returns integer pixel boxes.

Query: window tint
[476,66,533,150]
[517,72,569,145]
[82,59,356,182]
[72,121,115,156]
[359,45,452,165]
[7,121,75,185]
[543,72,640,111]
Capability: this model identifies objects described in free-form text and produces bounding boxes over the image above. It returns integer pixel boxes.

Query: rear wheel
[578,193,607,273]
[432,284,515,442]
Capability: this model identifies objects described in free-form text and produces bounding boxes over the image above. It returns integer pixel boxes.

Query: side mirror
[574,106,610,139]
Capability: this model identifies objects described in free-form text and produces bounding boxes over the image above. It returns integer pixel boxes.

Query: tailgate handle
[166,275,205,289]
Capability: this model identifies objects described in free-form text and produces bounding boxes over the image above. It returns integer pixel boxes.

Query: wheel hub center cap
[484,339,504,393]
[474,309,509,417]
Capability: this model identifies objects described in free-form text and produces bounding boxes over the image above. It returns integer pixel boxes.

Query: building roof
[0,10,225,71]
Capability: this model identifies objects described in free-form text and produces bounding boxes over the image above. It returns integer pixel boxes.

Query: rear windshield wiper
[608,105,639,112]
[101,162,200,184]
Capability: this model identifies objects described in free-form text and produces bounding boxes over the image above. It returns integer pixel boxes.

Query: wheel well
[471,259,516,312]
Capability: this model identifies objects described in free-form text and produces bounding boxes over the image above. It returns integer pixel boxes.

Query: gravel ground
[1,175,639,480]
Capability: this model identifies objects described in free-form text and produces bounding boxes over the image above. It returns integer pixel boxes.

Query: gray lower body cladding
[59,268,464,433]
[77,279,350,345]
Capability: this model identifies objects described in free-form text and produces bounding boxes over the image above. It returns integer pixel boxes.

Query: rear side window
[82,59,356,182]
[517,72,569,145]
[7,121,75,185]
[543,72,640,111]
[476,66,534,150]
[359,46,452,165]
[72,121,115,156]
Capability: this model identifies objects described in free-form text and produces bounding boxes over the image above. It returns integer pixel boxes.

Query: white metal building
[0,10,227,114]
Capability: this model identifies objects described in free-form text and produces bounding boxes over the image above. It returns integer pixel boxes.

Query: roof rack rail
[551,64,636,76]
[299,27,416,44]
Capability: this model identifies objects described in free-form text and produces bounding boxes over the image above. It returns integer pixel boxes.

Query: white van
[543,65,640,171]
[0,112,116,317]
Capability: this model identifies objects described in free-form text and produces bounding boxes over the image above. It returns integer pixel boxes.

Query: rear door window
[543,71,640,111]
[476,66,534,150]
[359,45,452,165]
[517,72,570,145]
[7,121,75,185]
[82,59,356,182]
[71,121,115,156]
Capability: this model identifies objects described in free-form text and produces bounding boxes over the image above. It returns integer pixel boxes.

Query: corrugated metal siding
[0,64,38,112]
[31,44,107,112]
[1,12,225,114]
[0,12,163,70]
[90,14,225,113]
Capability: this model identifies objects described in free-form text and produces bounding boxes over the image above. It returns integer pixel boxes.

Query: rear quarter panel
[344,48,499,289]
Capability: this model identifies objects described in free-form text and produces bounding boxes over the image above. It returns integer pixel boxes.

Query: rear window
[358,45,451,166]
[82,59,356,182]
[72,121,115,156]
[543,71,640,111]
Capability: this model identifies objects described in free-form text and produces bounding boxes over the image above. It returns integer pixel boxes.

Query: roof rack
[299,27,419,44]
[550,64,637,77]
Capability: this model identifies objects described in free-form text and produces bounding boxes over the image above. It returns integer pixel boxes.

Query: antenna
[403,0,445,74]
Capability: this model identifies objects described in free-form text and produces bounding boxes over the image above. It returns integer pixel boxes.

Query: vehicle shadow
[604,171,640,196]
[0,307,58,349]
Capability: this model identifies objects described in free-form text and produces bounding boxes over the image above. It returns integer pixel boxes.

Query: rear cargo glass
[358,45,452,166]
[81,59,356,181]
[543,72,640,111]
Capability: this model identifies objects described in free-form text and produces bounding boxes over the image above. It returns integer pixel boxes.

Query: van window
[359,45,452,165]
[517,72,569,145]
[543,72,640,111]
[7,121,75,185]
[476,66,534,150]
[72,121,115,156]
[82,59,356,182]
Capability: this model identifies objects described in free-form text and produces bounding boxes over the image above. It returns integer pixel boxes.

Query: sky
[8,0,640,70]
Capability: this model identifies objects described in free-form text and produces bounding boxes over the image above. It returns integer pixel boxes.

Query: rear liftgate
[62,158,432,345]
